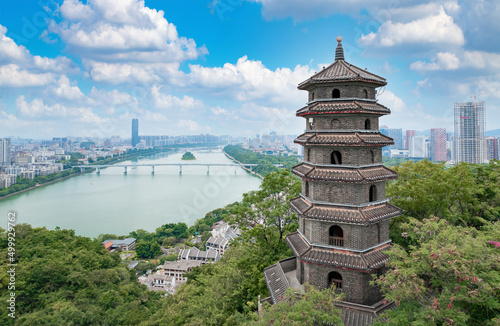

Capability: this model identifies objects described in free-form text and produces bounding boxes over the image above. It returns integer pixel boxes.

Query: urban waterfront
[0,149,262,238]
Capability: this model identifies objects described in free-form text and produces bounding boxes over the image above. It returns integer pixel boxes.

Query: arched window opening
[365,119,371,130]
[307,148,311,161]
[328,271,343,289]
[329,225,344,246]
[331,151,342,165]
[305,181,310,197]
[331,118,340,129]
[311,92,315,101]
[370,150,375,163]
[369,185,377,202]
[376,223,381,243]
[362,89,368,99]
[332,89,340,99]
[308,117,314,129]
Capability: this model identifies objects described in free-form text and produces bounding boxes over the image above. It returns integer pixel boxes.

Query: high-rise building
[406,130,416,149]
[486,137,499,161]
[131,119,139,147]
[380,127,403,154]
[409,135,427,158]
[454,101,486,164]
[263,37,401,324]
[430,128,447,162]
[0,138,11,165]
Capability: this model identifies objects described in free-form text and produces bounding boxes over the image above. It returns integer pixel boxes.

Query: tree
[230,170,301,257]
[135,240,162,259]
[373,217,500,325]
[252,285,344,325]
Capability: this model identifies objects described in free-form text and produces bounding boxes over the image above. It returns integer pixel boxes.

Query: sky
[0,0,499,140]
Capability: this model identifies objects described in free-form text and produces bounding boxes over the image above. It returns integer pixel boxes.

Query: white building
[409,136,428,158]
[0,138,11,165]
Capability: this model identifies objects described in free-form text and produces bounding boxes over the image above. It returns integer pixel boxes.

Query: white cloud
[377,90,406,113]
[178,119,212,133]
[49,75,85,100]
[151,85,204,111]
[87,87,139,107]
[51,0,207,63]
[410,52,460,71]
[187,56,313,105]
[0,25,29,63]
[0,64,54,87]
[359,7,464,48]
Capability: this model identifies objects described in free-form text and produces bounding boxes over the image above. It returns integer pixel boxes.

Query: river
[0,149,262,238]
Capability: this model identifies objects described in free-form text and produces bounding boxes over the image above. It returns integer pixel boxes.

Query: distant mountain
[486,129,500,137]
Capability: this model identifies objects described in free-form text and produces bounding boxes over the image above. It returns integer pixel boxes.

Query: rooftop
[292,163,398,183]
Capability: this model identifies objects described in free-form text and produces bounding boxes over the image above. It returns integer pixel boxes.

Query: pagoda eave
[292,162,398,183]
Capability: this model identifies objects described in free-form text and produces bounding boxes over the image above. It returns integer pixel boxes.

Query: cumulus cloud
[0,64,54,87]
[151,85,204,111]
[178,119,212,133]
[410,52,460,71]
[187,56,313,105]
[49,75,85,100]
[358,7,464,48]
[51,0,207,63]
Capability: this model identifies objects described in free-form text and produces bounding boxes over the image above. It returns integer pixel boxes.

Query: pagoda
[263,37,401,325]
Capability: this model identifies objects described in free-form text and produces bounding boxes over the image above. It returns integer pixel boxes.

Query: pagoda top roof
[298,38,386,89]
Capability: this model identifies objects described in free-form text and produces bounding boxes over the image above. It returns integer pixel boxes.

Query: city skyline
[0,1,500,139]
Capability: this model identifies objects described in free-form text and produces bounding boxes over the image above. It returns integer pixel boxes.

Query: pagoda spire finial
[335,36,344,61]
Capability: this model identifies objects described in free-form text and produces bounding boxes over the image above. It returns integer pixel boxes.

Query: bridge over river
[76,163,282,174]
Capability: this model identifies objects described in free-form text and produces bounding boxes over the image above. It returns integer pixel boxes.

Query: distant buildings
[409,135,427,158]
[454,101,486,164]
[0,138,11,166]
[405,130,416,150]
[380,128,403,154]
[102,238,136,251]
[486,137,499,161]
[131,119,139,147]
[429,128,447,162]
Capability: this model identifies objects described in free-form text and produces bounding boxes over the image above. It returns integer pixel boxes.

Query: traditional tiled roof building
[263,37,401,326]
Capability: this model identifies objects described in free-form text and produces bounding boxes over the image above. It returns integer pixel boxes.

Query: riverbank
[223,151,264,179]
[0,171,83,201]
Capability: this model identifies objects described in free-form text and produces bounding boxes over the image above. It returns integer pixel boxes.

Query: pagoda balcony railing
[329,236,344,247]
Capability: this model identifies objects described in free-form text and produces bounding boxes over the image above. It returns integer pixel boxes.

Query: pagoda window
[362,89,368,99]
[332,89,340,98]
[331,151,342,165]
[369,185,377,202]
[329,225,344,246]
[365,119,371,130]
[311,92,315,101]
[307,148,311,160]
[328,271,343,289]
[370,150,375,163]
[305,181,310,197]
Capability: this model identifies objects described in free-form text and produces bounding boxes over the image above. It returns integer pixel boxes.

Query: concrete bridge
[76,163,282,174]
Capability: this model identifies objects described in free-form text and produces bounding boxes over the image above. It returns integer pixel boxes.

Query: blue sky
[0,0,499,139]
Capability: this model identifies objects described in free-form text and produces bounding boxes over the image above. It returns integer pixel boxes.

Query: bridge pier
[96,167,100,174]
[151,166,155,174]
[179,166,182,174]
[124,166,127,174]
[207,166,210,175]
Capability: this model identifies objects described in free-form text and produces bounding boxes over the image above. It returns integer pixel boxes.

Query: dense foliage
[224,145,300,177]
[0,225,161,325]
[143,170,301,325]
[181,152,196,160]
[373,218,500,325]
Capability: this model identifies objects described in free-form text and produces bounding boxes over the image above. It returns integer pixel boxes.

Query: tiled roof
[263,263,290,303]
[286,232,391,271]
[298,60,386,90]
[294,132,393,146]
[296,100,390,116]
[341,308,376,326]
[292,163,397,183]
[290,197,401,224]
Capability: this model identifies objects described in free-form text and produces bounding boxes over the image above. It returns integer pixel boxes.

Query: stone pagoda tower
[264,37,401,325]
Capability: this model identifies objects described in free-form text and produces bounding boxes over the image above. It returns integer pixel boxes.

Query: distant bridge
[76,163,282,174]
